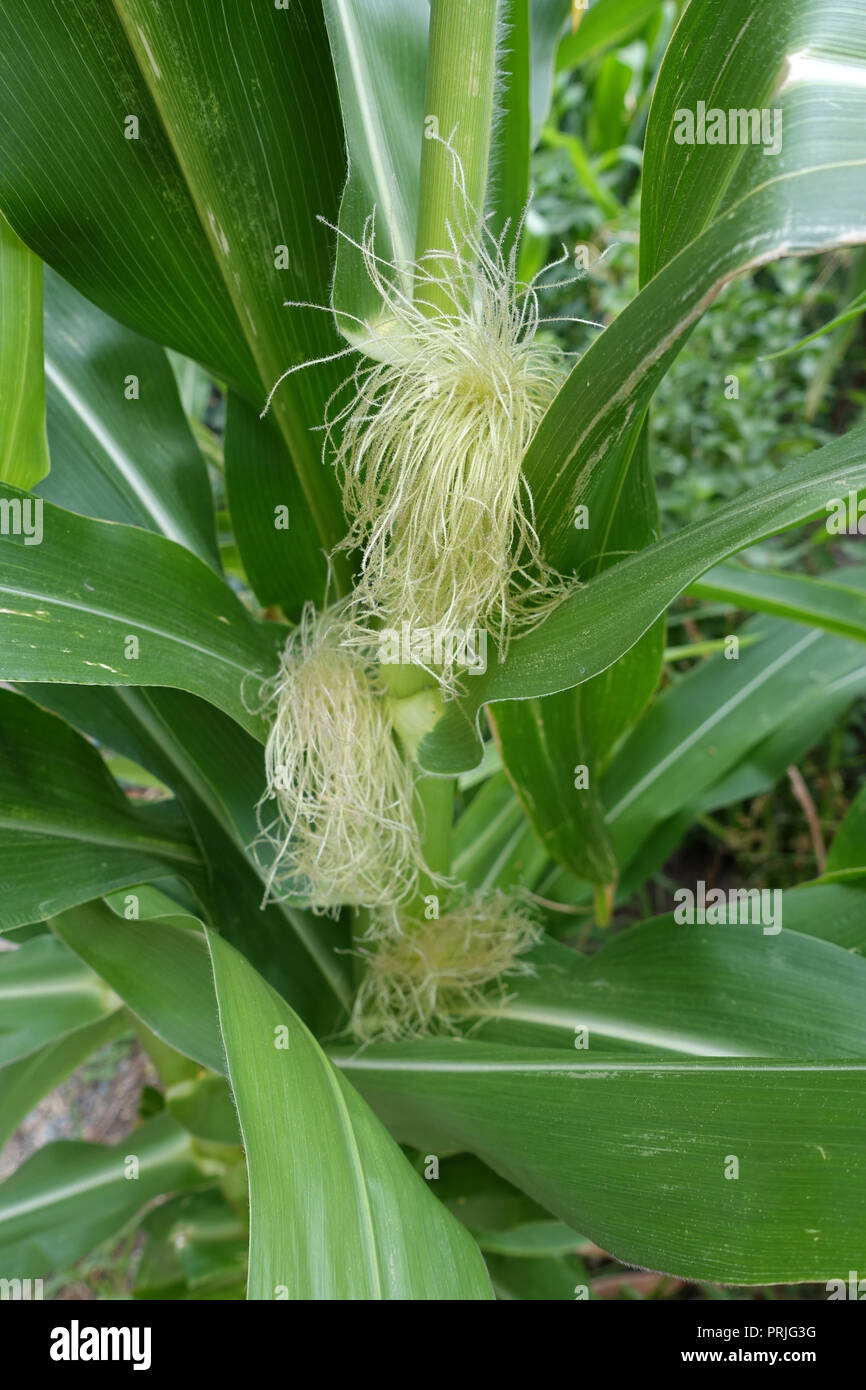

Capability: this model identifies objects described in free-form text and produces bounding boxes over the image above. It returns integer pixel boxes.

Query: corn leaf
[0,211,48,489]
[0,936,119,1066]
[335,1044,866,1284]
[38,270,220,571]
[0,691,200,932]
[51,898,226,1077]
[323,0,429,324]
[0,1012,127,1151]
[0,489,279,741]
[420,425,866,773]
[207,930,493,1300]
[0,1112,204,1279]
[0,0,349,580]
[689,562,866,644]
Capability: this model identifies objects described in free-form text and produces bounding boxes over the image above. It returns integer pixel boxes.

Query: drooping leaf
[23,683,353,1027]
[0,690,199,931]
[207,930,493,1300]
[335,1043,866,1284]
[0,488,278,741]
[51,898,226,1077]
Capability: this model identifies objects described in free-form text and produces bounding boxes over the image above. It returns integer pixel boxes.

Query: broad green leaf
[0,1012,127,1151]
[4,253,349,1017]
[483,915,866,1057]
[0,690,199,931]
[322,0,429,325]
[0,0,349,574]
[611,683,866,902]
[0,1112,203,1279]
[532,0,866,568]
[0,935,118,1066]
[335,1045,866,1283]
[492,427,661,883]
[9,266,347,1017]
[51,898,226,1077]
[569,432,665,858]
[420,426,866,773]
[640,0,866,281]
[520,0,866,655]
[687,666,866,846]
[0,0,253,388]
[690,562,866,645]
[38,269,220,570]
[0,210,48,488]
[207,931,493,1300]
[111,0,348,559]
[784,883,866,951]
[528,165,866,569]
[0,488,278,741]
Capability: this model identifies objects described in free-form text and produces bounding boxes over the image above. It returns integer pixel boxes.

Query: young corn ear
[253,603,426,913]
[350,890,541,1040]
[324,202,576,695]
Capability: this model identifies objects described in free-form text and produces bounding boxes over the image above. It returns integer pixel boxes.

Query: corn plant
[1,0,866,1300]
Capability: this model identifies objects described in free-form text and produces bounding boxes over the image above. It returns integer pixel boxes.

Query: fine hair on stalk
[252,602,427,914]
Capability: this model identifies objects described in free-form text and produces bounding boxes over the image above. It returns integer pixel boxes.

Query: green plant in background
[1,0,866,1300]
